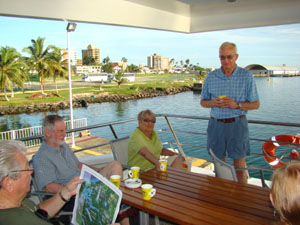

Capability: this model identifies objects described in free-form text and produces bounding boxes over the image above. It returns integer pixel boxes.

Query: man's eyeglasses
[219,55,236,60]
[143,119,156,124]
[0,166,33,188]
[9,168,33,174]
[9,165,33,174]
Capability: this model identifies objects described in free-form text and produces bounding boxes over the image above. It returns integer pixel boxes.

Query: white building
[245,64,299,75]
[74,65,102,75]
[61,48,78,66]
[161,57,170,71]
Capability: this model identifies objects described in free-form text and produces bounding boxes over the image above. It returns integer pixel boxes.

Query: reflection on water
[116,102,130,117]
[0,115,31,132]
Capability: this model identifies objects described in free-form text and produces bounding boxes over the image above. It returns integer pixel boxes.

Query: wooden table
[120,167,279,225]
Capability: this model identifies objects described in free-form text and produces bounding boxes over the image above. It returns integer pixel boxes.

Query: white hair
[0,140,26,182]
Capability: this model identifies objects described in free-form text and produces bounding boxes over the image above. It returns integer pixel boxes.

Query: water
[1,76,300,178]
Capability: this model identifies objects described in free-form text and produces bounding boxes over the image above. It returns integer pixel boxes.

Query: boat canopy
[1,0,300,33]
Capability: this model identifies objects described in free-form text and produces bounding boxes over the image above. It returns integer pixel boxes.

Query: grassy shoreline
[0,74,199,106]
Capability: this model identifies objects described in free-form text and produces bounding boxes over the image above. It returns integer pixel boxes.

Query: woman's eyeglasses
[143,119,156,123]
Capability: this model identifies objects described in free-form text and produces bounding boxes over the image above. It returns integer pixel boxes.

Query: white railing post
[0,118,87,148]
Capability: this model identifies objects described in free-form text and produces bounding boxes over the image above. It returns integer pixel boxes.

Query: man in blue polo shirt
[200,42,260,183]
[32,115,127,224]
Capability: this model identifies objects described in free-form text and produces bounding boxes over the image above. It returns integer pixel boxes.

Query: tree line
[0,36,137,101]
[0,36,208,101]
[0,37,68,101]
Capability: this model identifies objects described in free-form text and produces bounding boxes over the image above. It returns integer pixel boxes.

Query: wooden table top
[120,167,279,225]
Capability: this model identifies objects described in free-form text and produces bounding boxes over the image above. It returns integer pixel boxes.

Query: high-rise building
[61,48,77,65]
[147,56,153,68]
[147,54,169,71]
[161,57,170,71]
[147,53,161,71]
[81,44,100,64]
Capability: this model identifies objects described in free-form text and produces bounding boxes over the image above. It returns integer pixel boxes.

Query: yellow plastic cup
[110,175,121,188]
[159,159,168,172]
[142,184,156,200]
[128,166,140,179]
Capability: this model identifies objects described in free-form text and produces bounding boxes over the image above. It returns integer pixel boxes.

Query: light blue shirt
[201,66,259,119]
[32,142,80,190]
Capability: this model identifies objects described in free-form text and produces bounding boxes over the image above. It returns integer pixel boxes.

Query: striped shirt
[201,66,259,119]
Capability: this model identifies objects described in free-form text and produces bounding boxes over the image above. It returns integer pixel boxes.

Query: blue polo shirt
[201,66,259,119]
[32,142,80,190]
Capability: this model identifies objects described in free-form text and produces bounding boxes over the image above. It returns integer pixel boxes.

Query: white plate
[124,178,142,188]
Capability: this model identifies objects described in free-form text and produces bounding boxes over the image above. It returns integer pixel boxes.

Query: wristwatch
[238,102,242,109]
[59,190,68,202]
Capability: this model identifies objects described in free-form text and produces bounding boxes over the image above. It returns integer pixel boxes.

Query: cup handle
[150,188,156,197]
[128,170,133,177]
[160,164,165,171]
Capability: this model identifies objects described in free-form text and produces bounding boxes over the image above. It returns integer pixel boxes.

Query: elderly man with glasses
[0,140,84,225]
[32,115,128,225]
[200,42,260,183]
[128,109,185,171]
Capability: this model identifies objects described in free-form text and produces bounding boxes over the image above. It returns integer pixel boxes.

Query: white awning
[1,0,300,33]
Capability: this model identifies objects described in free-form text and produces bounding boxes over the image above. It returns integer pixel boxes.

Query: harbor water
[1,76,300,178]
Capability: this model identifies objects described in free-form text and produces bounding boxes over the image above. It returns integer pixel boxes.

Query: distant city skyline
[0,15,300,69]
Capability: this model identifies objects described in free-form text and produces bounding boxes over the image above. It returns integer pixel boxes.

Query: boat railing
[16,114,300,155]
[16,114,300,180]
[0,118,87,147]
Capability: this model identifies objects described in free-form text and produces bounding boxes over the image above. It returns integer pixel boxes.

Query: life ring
[262,134,300,168]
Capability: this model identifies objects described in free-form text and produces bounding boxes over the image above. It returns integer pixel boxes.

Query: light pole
[67,22,77,147]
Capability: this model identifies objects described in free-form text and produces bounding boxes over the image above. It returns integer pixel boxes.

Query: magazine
[71,165,122,225]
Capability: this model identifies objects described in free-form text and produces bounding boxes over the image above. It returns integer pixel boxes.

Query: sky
[0,15,300,69]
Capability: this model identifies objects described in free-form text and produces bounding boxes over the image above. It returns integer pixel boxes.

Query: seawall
[0,86,192,115]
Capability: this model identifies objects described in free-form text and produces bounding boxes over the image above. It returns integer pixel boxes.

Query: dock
[192,83,202,91]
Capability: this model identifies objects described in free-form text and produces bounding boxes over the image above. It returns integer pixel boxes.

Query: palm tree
[113,70,127,88]
[185,59,190,65]
[121,57,127,63]
[10,64,28,98]
[46,47,68,94]
[102,56,110,64]
[23,37,53,95]
[0,46,26,101]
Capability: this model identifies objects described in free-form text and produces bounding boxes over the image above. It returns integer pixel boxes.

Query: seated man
[270,161,300,225]
[33,115,128,225]
[0,140,87,225]
[128,109,185,171]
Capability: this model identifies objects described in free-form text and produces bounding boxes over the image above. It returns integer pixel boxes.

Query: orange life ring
[262,134,300,168]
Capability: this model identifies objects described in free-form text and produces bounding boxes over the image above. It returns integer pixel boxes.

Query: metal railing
[0,118,87,147]
[16,114,300,156]
[15,114,300,181]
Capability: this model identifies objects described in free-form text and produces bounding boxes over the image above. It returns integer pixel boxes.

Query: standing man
[200,42,260,183]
